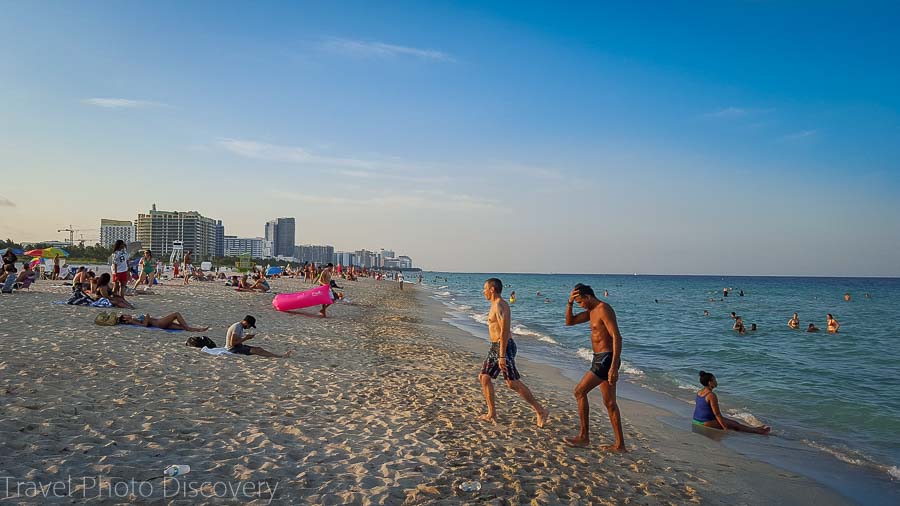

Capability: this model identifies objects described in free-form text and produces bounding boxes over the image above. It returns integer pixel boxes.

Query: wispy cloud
[81,98,169,109]
[0,195,14,207]
[704,106,775,119]
[217,138,448,183]
[321,37,455,62]
[272,189,505,213]
[780,129,818,142]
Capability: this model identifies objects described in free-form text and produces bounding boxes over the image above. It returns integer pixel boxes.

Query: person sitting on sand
[694,371,770,434]
[225,315,291,358]
[93,272,135,309]
[0,264,16,284]
[788,312,800,329]
[0,265,17,293]
[118,312,209,332]
[827,314,840,333]
[807,323,820,333]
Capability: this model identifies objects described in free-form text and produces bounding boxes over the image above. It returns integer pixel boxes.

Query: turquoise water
[425,273,900,489]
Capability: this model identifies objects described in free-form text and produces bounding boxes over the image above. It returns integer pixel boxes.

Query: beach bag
[185,335,217,348]
[94,311,119,326]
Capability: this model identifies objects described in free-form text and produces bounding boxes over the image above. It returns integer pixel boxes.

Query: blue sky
[1,1,898,275]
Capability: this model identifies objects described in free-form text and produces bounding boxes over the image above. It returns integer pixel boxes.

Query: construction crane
[57,225,90,246]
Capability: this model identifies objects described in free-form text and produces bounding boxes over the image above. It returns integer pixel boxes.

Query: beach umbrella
[0,248,25,256]
[24,247,70,258]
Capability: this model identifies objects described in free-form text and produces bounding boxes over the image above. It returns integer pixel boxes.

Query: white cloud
[321,37,455,62]
[217,138,449,184]
[272,189,505,213]
[0,195,14,207]
[704,106,775,119]
[81,98,169,109]
[780,129,818,141]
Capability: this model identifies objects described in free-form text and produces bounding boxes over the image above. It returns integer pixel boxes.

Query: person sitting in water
[733,316,746,334]
[807,323,820,332]
[693,371,771,434]
[118,312,209,332]
[788,313,800,329]
[749,323,757,331]
[225,315,291,358]
[827,314,840,333]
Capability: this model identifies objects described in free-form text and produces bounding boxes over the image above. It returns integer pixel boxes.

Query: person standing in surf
[564,283,626,452]
[478,278,549,427]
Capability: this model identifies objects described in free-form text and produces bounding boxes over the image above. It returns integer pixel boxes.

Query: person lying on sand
[693,371,770,434]
[118,312,209,332]
[225,315,291,358]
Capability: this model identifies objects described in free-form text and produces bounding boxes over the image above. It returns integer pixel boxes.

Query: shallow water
[424,272,900,488]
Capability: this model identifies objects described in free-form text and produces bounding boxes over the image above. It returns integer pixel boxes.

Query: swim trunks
[115,271,129,284]
[590,352,613,381]
[228,344,253,355]
[481,339,521,381]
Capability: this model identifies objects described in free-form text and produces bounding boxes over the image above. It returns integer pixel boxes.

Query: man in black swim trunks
[479,278,549,427]
[563,283,626,452]
[225,315,291,358]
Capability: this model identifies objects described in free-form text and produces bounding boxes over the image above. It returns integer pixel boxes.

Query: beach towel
[90,298,113,308]
[201,346,234,356]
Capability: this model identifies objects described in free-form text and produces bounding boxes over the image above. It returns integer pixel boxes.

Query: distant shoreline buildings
[92,206,415,268]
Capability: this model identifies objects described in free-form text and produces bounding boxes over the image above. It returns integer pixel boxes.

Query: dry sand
[0,276,850,504]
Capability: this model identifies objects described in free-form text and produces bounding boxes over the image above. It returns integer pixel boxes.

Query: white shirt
[225,322,244,349]
[113,250,128,273]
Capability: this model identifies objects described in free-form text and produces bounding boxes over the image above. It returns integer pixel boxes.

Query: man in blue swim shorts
[478,278,549,427]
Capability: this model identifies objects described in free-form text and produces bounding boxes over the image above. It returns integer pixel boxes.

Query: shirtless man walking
[564,283,626,452]
[479,278,549,427]
[318,263,334,317]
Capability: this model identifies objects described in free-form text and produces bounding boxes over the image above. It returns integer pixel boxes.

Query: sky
[1,0,898,276]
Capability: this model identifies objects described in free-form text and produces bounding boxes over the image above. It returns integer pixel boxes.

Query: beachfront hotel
[99,219,136,249]
[135,204,218,260]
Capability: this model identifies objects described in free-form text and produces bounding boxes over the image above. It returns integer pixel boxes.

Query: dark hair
[485,278,503,294]
[144,249,152,257]
[573,283,595,298]
[699,370,715,386]
[98,272,111,285]
[114,240,126,251]
[827,313,833,319]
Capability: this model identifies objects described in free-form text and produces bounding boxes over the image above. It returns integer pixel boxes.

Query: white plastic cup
[164,465,191,477]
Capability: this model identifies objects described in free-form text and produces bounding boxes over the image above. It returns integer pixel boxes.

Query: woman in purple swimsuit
[693,371,771,434]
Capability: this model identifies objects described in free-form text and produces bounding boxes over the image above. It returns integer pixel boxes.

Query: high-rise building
[99,219,135,248]
[294,244,334,265]
[334,251,356,267]
[214,220,225,258]
[398,256,413,269]
[354,249,377,268]
[223,236,266,258]
[265,217,295,257]
[135,204,218,259]
[380,249,395,259]
[273,218,296,257]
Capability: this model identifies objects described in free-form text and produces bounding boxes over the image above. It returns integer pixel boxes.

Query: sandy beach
[0,276,852,504]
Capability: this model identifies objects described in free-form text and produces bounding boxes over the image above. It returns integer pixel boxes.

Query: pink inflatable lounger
[272,285,334,311]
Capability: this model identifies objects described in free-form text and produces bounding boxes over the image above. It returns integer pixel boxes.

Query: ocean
[423,272,900,501]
